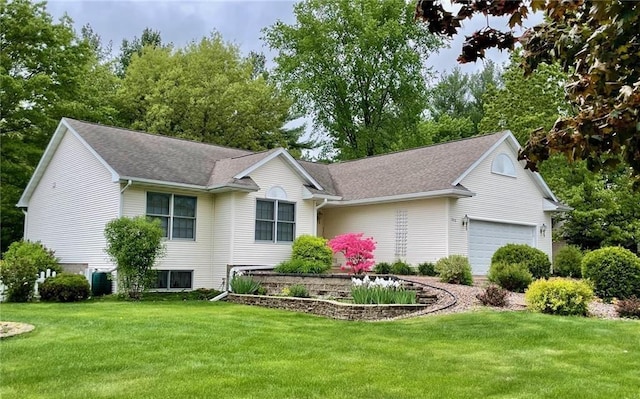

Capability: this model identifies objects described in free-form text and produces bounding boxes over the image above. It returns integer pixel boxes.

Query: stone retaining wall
[227,294,429,321]
[247,272,394,298]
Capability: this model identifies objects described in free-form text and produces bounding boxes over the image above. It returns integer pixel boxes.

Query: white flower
[352,277,363,286]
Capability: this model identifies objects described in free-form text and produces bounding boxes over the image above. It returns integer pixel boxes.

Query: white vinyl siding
[449,140,552,266]
[23,129,120,269]
[122,187,218,289]
[322,199,449,266]
[232,156,315,266]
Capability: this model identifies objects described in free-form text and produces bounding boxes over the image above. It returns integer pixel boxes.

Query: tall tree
[428,60,501,139]
[1,0,120,252]
[264,0,443,160]
[479,52,568,144]
[117,27,165,77]
[116,33,302,152]
[415,0,640,178]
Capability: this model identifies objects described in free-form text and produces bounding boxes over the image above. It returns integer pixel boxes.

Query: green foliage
[141,288,222,301]
[491,244,551,279]
[0,0,121,252]
[351,286,417,304]
[291,235,333,267]
[582,247,640,301]
[615,296,640,319]
[373,262,392,274]
[287,284,310,298]
[0,240,60,302]
[117,33,303,152]
[274,259,331,274]
[428,62,501,138]
[525,278,594,316]
[479,51,569,145]
[417,262,437,276]
[476,285,508,307]
[230,275,263,295]
[116,27,165,77]
[553,246,583,278]
[391,261,415,275]
[551,164,640,253]
[488,261,533,293]
[38,273,90,302]
[104,217,166,300]
[435,255,473,286]
[264,0,442,160]
[1,240,60,274]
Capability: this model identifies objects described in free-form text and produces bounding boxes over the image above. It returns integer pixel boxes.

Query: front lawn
[1,302,638,399]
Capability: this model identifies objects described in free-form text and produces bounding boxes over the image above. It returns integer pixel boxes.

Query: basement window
[153,270,193,289]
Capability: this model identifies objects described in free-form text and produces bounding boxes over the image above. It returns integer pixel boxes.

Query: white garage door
[468,220,535,275]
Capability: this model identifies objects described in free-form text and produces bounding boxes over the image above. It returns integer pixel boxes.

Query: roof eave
[326,188,475,207]
[543,198,573,212]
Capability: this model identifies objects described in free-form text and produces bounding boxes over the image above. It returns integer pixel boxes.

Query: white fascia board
[17,118,121,207]
[452,131,513,186]
[119,176,207,192]
[543,198,572,212]
[233,148,324,190]
[66,120,120,183]
[327,188,475,207]
[301,186,342,201]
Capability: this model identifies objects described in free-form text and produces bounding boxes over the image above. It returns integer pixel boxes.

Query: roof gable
[452,131,558,202]
[17,119,119,207]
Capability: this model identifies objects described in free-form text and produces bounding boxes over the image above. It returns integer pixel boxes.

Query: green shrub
[0,240,61,302]
[435,255,473,286]
[491,244,551,279]
[141,288,221,301]
[104,216,166,300]
[291,235,333,268]
[287,284,310,298]
[274,258,331,274]
[488,261,533,293]
[38,273,91,302]
[391,261,415,275]
[553,245,583,278]
[614,296,640,319]
[582,247,640,301]
[476,285,508,307]
[525,278,594,316]
[374,262,392,274]
[418,262,437,276]
[230,275,263,294]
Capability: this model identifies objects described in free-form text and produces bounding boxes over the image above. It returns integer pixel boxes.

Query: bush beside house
[0,240,60,302]
[582,247,640,302]
[491,244,551,279]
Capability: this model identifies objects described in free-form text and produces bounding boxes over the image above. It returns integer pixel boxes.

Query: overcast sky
[45,0,543,76]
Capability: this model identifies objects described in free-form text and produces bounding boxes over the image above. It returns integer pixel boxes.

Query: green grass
[1,302,639,399]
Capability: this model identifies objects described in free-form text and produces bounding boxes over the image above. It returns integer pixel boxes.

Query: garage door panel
[468,221,535,275]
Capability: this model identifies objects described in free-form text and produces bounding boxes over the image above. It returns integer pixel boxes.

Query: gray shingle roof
[323,133,505,200]
[66,119,251,187]
[64,118,507,199]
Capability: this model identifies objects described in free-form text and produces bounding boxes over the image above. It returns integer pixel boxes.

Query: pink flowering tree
[327,233,376,274]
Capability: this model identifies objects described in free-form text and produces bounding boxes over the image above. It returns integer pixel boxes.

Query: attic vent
[395,210,408,258]
[266,186,287,200]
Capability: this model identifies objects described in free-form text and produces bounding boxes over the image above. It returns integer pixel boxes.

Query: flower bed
[229,272,440,320]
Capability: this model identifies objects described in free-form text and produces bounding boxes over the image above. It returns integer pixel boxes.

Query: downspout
[209,264,276,301]
[314,199,329,237]
[119,180,133,217]
[22,209,28,239]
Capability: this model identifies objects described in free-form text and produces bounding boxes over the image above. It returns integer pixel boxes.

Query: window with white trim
[146,192,197,240]
[255,199,295,242]
[152,270,193,289]
[491,153,517,177]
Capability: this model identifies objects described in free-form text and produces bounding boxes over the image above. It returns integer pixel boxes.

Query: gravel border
[396,276,619,320]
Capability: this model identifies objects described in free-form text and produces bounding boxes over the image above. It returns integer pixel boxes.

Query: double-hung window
[255,199,295,243]
[146,192,197,240]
